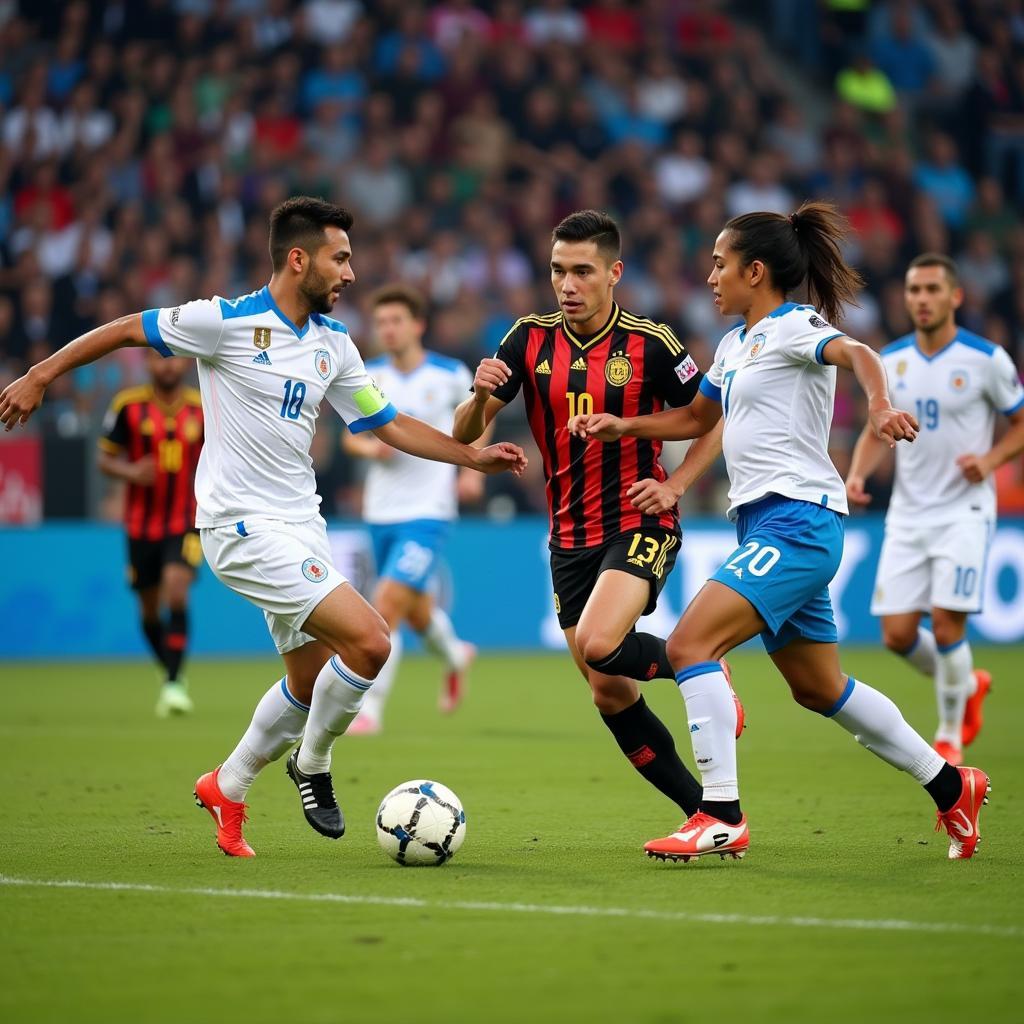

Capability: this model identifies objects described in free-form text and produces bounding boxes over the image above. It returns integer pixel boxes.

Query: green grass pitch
[1,647,1021,1023]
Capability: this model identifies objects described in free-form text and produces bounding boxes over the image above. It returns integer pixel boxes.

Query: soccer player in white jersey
[847,254,1024,766]
[570,202,990,862]
[0,196,526,858]
[342,284,479,734]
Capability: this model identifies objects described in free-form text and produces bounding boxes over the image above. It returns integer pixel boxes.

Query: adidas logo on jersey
[535,359,551,374]
[570,357,587,371]
[252,350,272,366]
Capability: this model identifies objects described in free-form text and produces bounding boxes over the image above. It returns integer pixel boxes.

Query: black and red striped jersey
[99,385,204,541]
[491,304,703,550]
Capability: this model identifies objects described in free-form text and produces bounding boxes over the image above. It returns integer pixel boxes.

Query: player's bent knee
[665,633,705,672]
[354,629,391,679]
[589,676,636,715]
[882,628,917,655]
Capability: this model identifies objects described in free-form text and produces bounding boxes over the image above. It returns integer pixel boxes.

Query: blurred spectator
[914,132,976,230]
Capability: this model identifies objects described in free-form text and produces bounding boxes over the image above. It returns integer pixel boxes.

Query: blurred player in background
[454,209,728,828]
[342,285,480,734]
[1,196,526,858]
[99,351,203,717]
[847,254,1024,765]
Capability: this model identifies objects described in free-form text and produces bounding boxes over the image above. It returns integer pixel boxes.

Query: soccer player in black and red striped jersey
[99,350,204,717]
[454,210,731,825]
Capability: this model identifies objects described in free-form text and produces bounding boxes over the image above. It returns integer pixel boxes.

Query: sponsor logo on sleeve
[301,557,328,583]
[808,315,828,329]
[674,355,699,383]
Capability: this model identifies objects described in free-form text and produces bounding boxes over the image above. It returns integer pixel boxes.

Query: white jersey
[880,330,1024,525]
[702,302,848,520]
[143,286,396,527]
[361,352,472,524]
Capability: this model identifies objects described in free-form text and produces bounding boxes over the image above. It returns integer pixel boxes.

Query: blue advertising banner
[1,517,1023,659]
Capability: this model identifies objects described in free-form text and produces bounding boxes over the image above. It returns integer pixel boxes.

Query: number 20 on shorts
[725,540,781,577]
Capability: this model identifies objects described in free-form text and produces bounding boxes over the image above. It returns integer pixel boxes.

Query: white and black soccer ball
[376,780,466,866]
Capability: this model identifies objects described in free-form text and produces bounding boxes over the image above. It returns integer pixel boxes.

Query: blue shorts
[369,519,450,593]
[710,495,844,654]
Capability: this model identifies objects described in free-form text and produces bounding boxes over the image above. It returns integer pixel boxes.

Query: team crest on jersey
[183,417,202,443]
[302,557,328,583]
[140,418,155,435]
[253,327,272,350]
[950,370,970,392]
[314,349,331,380]
[747,333,766,360]
[605,355,632,386]
[896,360,907,376]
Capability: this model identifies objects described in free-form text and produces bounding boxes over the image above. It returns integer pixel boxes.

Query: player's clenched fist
[567,412,625,441]
[472,442,528,476]
[871,406,918,447]
[627,478,680,514]
[0,371,46,430]
[472,358,511,402]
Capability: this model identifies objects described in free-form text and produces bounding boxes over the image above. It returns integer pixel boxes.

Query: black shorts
[549,528,680,630]
[127,531,202,591]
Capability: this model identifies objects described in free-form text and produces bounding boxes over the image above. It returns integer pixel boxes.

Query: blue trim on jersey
[814,333,843,365]
[674,660,723,687]
[219,289,270,320]
[937,637,967,655]
[279,677,311,712]
[424,351,465,373]
[235,521,248,537]
[329,656,372,691]
[767,301,805,319]
[310,312,349,334]
[699,377,722,402]
[822,677,856,718]
[261,286,309,339]
[141,309,173,357]
[364,356,388,372]
[348,402,398,434]
[955,330,997,357]
[1003,394,1024,416]
[881,335,915,356]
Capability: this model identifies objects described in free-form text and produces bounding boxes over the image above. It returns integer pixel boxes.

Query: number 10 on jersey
[280,379,306,420]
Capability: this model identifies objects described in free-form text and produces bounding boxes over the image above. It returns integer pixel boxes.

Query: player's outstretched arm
[452,357,509,442]
[0,314,149,431]
[957,407,1024,483]
[569,392,722,443]
[627,418,724,515]
[373,412,527,475]
[821,335,918,448]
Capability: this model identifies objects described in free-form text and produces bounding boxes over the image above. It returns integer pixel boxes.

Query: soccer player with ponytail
[570,202,991,862]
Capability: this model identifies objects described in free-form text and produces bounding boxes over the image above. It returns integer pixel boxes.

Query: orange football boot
[935,766,990,860]
[194,767,255,858]
[961,669,991,748]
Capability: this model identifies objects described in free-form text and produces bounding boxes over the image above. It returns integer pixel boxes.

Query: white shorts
[871,518,993,616]
[201,516,347,653]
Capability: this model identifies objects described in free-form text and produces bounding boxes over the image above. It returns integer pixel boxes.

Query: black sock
[700,799,743,826]
[141,617,166,670]
[164,608,188,683]
[924,762,963,813]
[588,632,674,681]
[600,696,701,815]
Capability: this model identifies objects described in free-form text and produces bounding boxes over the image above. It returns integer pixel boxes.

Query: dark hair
[269,196,354,271]
[370,283,427,321]
[907,252,960,287]
[723,201,863,324]
[551,209,621,263]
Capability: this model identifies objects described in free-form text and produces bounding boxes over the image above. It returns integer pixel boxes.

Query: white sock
[935,638,974,746]
[296,656,373,774]
[676,661,738,801]
[422,606,468,670]
[826,677,944,784]
[900,627,938,677]
[359,631,402,724]
[219,677,309,802]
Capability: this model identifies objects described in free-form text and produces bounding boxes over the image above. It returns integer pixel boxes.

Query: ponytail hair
[724,200,863,325]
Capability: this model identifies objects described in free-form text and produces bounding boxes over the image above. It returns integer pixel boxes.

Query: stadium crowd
[1,0,1023,517]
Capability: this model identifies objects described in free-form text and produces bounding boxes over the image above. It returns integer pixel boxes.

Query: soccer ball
[376,780,466,866]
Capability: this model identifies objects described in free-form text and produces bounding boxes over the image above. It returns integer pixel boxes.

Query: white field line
[1,874,1020,939]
